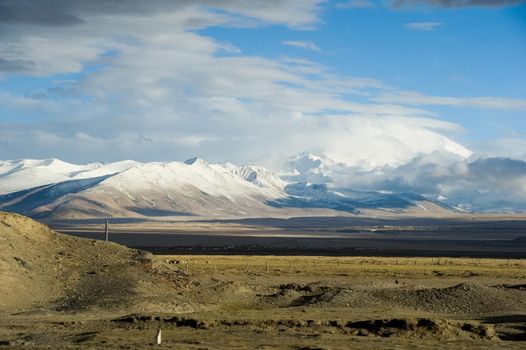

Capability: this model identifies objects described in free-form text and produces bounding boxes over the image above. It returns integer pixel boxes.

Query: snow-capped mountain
[0,158,290,218]
[0,159,139,195]
[0,156,448,219]
[3,151,524,219]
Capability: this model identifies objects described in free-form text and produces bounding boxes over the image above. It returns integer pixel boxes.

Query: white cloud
[392,0,526,9]
[404,22,442,31]
[378,157,526,212]
[282,40,322,52]
[336,0,376,9]
[289,152,526,212]
[475,138,526,161]
[374,91,526,111]
[300,115,471,170]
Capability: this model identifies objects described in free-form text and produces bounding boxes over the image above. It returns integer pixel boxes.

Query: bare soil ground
[1,212,526,349]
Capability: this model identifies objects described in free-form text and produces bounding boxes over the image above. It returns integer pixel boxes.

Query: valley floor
[51,216,526,258]
[1,255,525,349]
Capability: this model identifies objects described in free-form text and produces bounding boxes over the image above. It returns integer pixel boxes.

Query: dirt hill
[0,212,190,314]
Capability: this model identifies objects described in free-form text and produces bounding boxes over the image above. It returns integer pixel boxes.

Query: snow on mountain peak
[0,158,139,195]
[88,158,287,204]
[3,154,526,215]
[230,165,287,193]
[184,157,208,166]
[442,137,473,160]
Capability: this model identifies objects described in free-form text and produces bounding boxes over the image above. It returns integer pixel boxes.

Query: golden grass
[159,255,526,279]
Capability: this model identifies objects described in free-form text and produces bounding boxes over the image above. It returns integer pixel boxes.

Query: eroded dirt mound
[111,313,498,341]
[384,282,519,314]
[0,212,189,313]
[261,281,524,314]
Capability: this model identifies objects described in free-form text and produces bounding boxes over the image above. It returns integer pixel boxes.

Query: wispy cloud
[404,21,442,31]
[374,91,526,111]
[336,0,376,9]
[282,40,322,52]
[476,138,526,161]
[392,0,526,8]
[448,75,469,82]
[0,0,439,165]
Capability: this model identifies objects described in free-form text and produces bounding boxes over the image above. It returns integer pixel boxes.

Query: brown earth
[1,212,525,349]
[0,212,192,314]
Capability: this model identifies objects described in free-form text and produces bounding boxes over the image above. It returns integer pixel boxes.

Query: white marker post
[156,328,162,345]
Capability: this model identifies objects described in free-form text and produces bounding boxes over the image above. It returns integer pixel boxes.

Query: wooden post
[314,260,318,269]
[105,218,109,242]
[266,261,269,272]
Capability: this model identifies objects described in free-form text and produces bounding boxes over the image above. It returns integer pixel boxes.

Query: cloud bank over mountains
[285,152,526,213]
[2,152,526,214]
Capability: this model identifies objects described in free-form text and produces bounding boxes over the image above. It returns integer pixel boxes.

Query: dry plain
[1,212,526,349]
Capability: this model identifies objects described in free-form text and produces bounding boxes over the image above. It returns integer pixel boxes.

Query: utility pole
[105,218,109,242]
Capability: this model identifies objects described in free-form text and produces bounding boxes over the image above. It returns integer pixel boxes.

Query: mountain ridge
[0,156,456,219]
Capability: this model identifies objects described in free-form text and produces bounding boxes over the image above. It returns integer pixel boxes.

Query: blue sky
[203,2,526,146]
[206,3,526,98]
[0,0,525,165]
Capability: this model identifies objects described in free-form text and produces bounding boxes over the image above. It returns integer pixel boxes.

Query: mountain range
[0,155,454,220]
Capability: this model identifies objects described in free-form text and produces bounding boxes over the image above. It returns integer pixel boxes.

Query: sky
[0,0,525,169]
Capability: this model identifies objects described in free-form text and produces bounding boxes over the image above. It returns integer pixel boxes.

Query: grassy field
[1,254,525,349]
[160,255,526,279]
[95,254,524,349]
